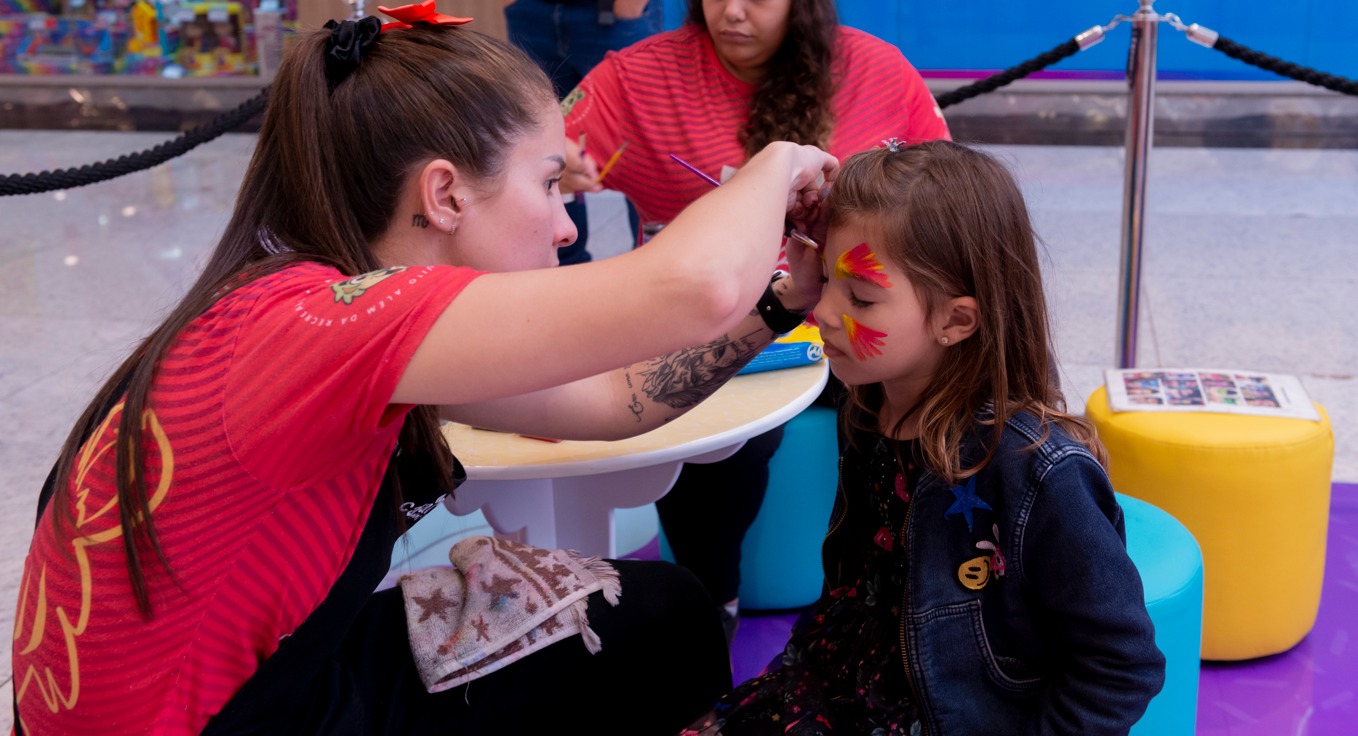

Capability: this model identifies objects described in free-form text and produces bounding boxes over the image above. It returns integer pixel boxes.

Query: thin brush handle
[597,142,629,181]
[668,154,721,187]
[668,152,821,252]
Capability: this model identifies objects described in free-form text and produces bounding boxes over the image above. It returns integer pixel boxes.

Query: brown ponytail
[47,23,555,618]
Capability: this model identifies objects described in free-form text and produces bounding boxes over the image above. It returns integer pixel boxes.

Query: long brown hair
[829,141,1107,483]
[46,24,555,618]
[688,0,838,158]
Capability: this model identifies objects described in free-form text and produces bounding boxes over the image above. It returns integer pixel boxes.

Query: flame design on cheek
[843,314,887,360]
[835,243,893,288]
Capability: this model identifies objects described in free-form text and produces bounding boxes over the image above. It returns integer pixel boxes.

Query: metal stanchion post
[1116,0,1159,368]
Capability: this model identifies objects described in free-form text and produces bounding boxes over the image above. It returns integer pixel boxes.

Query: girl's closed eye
[848,290,873,309]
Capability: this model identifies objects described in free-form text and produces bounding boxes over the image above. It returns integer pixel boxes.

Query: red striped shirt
[564,23,951,225]
[13,262,479,735]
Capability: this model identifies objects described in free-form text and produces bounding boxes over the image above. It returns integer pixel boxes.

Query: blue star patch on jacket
[945,476,991,532]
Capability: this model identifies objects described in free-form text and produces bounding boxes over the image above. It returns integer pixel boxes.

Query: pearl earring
[939,336,950,345]
[439,218,446,225]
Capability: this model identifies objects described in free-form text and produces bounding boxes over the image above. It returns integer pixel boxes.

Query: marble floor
[1,131,1355,733]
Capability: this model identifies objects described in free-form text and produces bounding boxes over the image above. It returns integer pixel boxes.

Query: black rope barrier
[0,87,269,197]
[936,38,1083,110]
[1,32,1091,197]
[6,15,1353,199]
[1209,35,1358,97]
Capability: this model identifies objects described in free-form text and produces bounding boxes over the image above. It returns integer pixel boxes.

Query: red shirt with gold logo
[13,262,480,735]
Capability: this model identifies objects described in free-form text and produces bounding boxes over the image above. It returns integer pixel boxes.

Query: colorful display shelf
[0,0,294,76]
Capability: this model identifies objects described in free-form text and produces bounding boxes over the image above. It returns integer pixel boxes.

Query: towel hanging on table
[399,535,621,693]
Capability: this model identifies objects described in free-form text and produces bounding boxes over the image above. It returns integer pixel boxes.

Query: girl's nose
[811,293,840,332]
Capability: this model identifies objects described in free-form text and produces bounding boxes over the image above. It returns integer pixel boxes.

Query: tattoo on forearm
[624,370,645,423]
[412,213,430,229]
[637,328,766,410]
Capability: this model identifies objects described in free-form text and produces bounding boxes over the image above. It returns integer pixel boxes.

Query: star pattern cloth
[399,536,621,692]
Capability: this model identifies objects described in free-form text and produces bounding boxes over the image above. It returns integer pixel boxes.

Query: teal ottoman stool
[736,405,840,610]
[1120,492,1204,736]
[660,405,840,611]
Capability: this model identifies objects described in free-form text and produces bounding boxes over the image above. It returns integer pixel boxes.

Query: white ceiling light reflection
[63,255,79,266]
[53,191,67,201]
[121,206,137,217]
[97,215,108,226]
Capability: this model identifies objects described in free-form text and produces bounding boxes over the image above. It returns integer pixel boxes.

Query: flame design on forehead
[835,243,892,288]
[843,314,887,360]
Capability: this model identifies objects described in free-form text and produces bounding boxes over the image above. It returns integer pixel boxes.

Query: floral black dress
[682,436,924,736]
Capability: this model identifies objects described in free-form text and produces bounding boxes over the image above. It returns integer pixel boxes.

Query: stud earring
[939,336,950,345]
[440,218,446,225]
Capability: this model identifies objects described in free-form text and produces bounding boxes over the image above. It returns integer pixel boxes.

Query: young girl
[684,140,1166,736]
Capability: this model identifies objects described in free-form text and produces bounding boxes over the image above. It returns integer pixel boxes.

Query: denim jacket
[821,409,1166,736]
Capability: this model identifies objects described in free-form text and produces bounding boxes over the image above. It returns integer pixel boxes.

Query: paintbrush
[667,153,821,252]
[668,153,721,187]
[597,141,629,182]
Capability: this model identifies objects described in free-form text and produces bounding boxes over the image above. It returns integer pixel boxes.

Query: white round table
[442,361,829,557]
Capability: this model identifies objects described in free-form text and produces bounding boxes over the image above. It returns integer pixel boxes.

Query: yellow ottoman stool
[1085,385,1333,661]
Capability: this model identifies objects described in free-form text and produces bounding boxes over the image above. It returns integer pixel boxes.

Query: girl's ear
[417,159,472,234]
[937,295,980,346]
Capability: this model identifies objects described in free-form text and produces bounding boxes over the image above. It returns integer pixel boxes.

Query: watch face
[759,275,806,334]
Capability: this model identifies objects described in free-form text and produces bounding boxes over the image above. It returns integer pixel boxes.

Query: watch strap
[756,272,807,334]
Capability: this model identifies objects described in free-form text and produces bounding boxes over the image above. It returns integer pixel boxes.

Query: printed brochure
[1104,369,1320,421]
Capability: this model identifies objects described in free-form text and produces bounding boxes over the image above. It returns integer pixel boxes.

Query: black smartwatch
[757,271,808,334]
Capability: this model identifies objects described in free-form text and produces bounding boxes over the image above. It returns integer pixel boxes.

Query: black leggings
[656,425,786,604]
[202,559,732,736]
[351,560,732,734]
[656,376,848,606]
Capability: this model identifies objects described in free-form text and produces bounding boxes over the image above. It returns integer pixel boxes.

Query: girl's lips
[821,342,845,359]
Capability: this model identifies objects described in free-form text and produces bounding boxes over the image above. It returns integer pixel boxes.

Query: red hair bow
[377,1,473,31]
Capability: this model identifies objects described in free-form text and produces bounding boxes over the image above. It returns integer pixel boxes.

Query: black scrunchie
[323,16,381,93]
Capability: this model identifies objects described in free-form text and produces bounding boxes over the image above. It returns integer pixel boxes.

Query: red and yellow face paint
[835,243,893,289]
[843,314,887,360]
[832,242,891,359]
